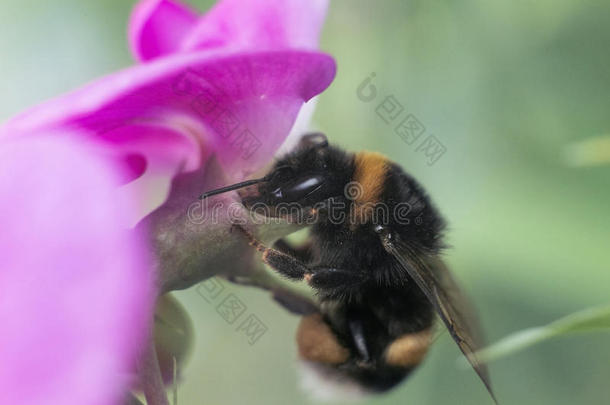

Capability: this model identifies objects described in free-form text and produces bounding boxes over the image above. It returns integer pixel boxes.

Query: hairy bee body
[268,145,444,393]
[203,133,494,401]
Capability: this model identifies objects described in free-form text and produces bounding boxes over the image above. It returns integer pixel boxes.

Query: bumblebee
[201,133,495,401]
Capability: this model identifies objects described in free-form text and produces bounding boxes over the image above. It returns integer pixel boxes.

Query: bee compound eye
[268,175,326,204]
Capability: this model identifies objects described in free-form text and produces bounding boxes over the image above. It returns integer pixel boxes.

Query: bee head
[245,134,351,207]
[198,133,353,220]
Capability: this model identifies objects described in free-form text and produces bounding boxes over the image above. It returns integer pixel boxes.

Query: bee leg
[306,267,366,289]
[226,275,317,315]
[261,249,311,280]
[232,224,310,280]
[273,239,313,262]
[271,289,318,315]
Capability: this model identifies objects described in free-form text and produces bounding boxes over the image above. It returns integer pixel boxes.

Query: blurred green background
[2,0,609,404]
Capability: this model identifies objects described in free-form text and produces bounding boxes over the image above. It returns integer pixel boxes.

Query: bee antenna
[198,176,270,200]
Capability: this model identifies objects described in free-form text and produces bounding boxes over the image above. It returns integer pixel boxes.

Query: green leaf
[154,293,195,385]
[473,305,610,364]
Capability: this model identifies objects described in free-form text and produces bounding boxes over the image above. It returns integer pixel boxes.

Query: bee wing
[381,235,497,403]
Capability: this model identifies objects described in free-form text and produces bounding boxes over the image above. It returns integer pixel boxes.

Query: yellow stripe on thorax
[349,151,389,227]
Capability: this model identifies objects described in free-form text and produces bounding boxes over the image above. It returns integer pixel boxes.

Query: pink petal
[128,0,329,62]
[181,0,329,52]
[0,135,152,405]
[129,0,199,62]
[2,50,336,217]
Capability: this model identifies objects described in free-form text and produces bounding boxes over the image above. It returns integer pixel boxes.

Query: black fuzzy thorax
[308,156,446,300]
[381,162,446,253]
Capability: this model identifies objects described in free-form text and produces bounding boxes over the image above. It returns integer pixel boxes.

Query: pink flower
[0,0,334,403]
[2,0,336,221]
[0,135,152,405]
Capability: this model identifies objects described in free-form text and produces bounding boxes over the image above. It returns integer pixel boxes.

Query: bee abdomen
[384,328,433,367]
[296,313,350,365]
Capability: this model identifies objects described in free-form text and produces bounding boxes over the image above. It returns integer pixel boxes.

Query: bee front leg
[273,239,313,262]
[261,249,310,280]
[232,224,310,280]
